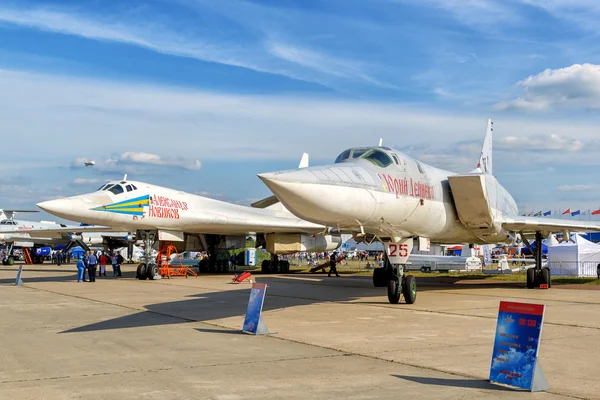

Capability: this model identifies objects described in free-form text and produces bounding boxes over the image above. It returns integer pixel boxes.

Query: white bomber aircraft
[21,172,340,279]
[259,119,600,304]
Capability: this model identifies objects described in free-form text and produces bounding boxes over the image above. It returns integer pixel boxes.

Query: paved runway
[1,264,598,399]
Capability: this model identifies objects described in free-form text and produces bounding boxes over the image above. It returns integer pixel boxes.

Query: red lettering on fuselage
[149,194,186,219]
[378,174,435,200]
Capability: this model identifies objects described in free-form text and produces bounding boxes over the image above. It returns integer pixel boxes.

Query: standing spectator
[99,252,109,277]
[87,251,98,282]
[328,252,340,277]
[116,251,124,277]
[76,258,86,282]
[66,252,71,264]
[56,251,63,266]
[111,253,118,277]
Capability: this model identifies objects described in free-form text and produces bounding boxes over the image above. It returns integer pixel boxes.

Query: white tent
[114,245,144,262]
[548,234,600,276]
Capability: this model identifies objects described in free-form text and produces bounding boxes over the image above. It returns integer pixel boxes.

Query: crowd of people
[76,250,124,283]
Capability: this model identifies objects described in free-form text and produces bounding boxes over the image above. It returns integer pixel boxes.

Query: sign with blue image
[489,301,549,392]
[242,283,270,335]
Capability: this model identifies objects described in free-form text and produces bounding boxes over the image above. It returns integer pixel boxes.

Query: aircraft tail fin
[298,153,309,169]
[474,119,493,174]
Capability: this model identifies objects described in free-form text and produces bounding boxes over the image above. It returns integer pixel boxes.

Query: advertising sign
[489,301,549,391]
[242,283,270,335]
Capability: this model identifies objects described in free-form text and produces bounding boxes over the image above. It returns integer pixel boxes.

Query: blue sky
[2,0,600,220]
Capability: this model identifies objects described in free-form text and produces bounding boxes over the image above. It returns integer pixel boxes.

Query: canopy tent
[548,234,600,276]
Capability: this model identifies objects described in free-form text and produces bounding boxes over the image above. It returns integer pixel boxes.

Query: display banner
[242,283,270,335]
[489,301,549,392]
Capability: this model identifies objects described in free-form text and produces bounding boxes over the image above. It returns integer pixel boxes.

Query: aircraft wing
[502,216,600,235]
[0,226,124,238]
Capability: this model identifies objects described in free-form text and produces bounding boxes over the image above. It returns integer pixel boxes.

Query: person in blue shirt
[76,258,86,282]
[87,251,98,282]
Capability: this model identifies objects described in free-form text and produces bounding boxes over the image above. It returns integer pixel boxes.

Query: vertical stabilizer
[476,119,493,174]
[298,153,309,169]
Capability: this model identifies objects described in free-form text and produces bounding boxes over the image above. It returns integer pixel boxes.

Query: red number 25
[388,244,408,257]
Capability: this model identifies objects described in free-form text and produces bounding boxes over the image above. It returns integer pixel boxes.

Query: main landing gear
[524,231,552,289]
[136,230,158,280]
[373,251,417,304]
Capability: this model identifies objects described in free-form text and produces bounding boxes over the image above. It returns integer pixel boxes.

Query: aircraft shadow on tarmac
[392,375,513,392]
[60,275,527,335]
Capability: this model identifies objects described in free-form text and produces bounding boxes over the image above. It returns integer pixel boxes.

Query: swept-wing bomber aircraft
[258,119,600,304]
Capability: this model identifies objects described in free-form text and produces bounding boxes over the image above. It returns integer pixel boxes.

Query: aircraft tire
[541,267,551,288]
[526,268,535,289]
[7,256,14,266]
[373,268,388,287]
[146,264,158,280]
[402,275,417,304]
[387,278,401,304]
[137,263,148,280]
[2,259,7,266]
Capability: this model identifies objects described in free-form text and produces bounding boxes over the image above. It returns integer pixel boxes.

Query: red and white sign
[385,238,413,264]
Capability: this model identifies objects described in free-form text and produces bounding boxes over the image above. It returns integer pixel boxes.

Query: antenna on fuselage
[378,138,383,147]
[123,174,128,181]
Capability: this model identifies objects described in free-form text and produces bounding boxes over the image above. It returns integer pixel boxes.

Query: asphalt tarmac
[1,264,599,399]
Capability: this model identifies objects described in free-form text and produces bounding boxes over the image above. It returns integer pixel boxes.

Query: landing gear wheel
[2,259,7,266]
[526,268,535,289]
[146,264,158,280]
[373,268,388,287]
[137,263,148,280]
[7,256,14,266]
[402,275,417,304]
[387,278,401,304]
[541,267,551,288]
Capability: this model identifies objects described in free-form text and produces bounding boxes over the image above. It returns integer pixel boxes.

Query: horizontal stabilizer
[251,195,280,209]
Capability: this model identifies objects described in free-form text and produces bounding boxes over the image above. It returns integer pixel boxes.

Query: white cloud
[557,184,598,192]
[119,152,201,170]
[72,178,104,185]
[71,153,201,172]
[495,64,600,111]
[0,5,387,91]
[497,133,585,152]
[4,68,600,168]
[397,0,518,29]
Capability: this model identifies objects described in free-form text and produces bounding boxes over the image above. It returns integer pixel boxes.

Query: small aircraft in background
[84,160,96,167]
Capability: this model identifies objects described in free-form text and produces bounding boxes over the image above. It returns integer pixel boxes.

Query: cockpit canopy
[335,146,400,169]
[0,219,17,225]
[97,181,138,195]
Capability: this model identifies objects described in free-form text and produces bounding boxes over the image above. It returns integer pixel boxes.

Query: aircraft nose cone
[258,169,377,226]
[37,198,74,218]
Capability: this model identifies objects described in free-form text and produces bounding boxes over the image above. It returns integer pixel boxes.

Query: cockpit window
[126,185,133,192]
[131,184,137,190]
[109,185,124,195]
[361,149,393,168]
[102,184,115,191]
[334,149,352,163]
[392,154,400,165]
[97,184,109,191]
[351,148,368,159]
[415,161,425,174]
[0,220,17,225]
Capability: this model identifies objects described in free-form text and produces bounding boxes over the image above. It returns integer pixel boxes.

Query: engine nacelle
[266,233,342,255]
[125,235,136,242]
[69,234,83,241]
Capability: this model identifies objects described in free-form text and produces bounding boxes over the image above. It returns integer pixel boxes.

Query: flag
[534,211,542,216]
[593,209,600,216]
[571,210,581,217]
[562,209,571,215]
[543,210,551,216]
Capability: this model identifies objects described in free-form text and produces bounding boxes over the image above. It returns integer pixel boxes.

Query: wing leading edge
[502,216,600,235]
